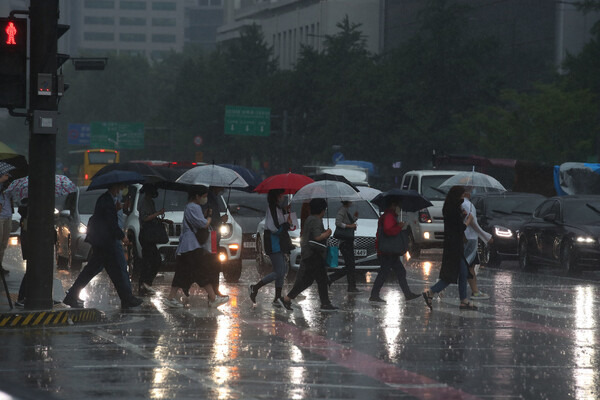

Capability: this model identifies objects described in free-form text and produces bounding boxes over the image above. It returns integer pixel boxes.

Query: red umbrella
[254,172,314,194]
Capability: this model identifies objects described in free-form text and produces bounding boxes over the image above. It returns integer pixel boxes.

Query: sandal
[422,291,433,310]
[459,302,478,311]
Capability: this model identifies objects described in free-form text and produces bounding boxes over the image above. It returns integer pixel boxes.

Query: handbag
[333,227,354,241]
[326,245,339,268]
[139,219,169,244]
[377,224,408,255]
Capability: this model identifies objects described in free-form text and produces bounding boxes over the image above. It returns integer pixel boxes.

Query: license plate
[354,249,367,257]
[243,242,256,249]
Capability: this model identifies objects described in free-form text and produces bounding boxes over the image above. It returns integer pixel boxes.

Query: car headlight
[78,223,87,234]
[219,223,233,239]
[494,226,513,238]
[291,237,301,248]
[575,236,596,244]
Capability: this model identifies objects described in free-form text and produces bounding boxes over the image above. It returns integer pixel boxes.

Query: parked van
[399,170,461,257]
[123,184,244,282]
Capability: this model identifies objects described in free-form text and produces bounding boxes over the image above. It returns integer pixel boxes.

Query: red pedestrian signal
[0,17,27,108]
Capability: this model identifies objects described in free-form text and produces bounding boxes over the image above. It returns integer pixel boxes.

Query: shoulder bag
[185,215,209,245]
[333,211,355,241]
[139,219,169,244]
[377,224,408,256]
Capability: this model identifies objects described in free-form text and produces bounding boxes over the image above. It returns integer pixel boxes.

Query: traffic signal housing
[0,17,27,108]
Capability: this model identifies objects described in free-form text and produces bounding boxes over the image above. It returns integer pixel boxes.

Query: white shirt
[462,198,492,243]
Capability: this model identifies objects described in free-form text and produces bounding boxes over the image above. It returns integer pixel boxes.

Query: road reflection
[573,286,597,399]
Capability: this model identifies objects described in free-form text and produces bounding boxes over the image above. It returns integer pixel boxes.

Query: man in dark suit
[63,183,143,309]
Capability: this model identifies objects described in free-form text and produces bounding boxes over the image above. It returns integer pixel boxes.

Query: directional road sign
[224,106,270,136]
[67,123,91,145]
[90,122,145,149]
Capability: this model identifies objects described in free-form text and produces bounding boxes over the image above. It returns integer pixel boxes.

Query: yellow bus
[69,149,119,186]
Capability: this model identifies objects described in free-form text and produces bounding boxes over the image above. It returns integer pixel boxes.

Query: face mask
[199,196,208,205]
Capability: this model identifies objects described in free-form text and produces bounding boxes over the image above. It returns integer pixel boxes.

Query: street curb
[0,307,104,328]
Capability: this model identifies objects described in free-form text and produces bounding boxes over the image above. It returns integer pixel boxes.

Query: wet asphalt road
[1,247,599,400]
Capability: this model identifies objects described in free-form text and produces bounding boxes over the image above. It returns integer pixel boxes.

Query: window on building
[120,1,146,10]
[152,17,176,27]
[120,33,146,42]
[198,0,209,6]
[84,0,114,9]
[84,32,114,41]
[210,0,222,6]
[152,2,176,10]
[120,17,146,26]
[152,34,176,43]
[84,16,115,25]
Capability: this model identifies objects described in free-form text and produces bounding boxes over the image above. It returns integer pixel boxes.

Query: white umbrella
[176,164,248,188]
[291,180,362,202]
[357,186,381,201]
[438,171,506,193]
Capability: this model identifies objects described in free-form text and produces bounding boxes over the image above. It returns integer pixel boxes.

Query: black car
[471,192,547,267]
[518,195,600,275]
[226,190,267,259]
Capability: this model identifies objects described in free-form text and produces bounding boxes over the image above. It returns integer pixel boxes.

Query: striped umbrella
[6,175,77,201]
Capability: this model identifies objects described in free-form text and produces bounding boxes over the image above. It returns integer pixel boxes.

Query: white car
[255,199,381,278]
[123,184,244,283]
[399,170,462,257]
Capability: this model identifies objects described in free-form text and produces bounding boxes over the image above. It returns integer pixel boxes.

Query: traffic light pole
[25,0,59,310]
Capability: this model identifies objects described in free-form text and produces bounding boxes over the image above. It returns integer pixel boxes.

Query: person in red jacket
[369,197,420,303]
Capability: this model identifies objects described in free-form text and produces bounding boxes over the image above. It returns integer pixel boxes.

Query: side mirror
[543,213,556,223]
[59,210,71,218]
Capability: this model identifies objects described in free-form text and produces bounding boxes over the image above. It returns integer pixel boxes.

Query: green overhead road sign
[90,122,145,149]
[224,106,270,136]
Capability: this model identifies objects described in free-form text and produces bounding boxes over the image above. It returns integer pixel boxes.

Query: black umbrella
[87,170,145,191]
[371,189,433,212]
[93,162,167,182]
[309,173,360,192]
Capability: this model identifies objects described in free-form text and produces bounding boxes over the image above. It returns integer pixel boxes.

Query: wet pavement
[1,245,599,399]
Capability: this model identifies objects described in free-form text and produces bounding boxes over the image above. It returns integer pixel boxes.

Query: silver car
[55,187,105,270]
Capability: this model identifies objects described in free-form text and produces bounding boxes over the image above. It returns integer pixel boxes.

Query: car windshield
[424,175,455,201]
[291,199,378,219]
[485,196,545,216]
[78,192,104,214]
[563,200,600,224]
[226,191,267,217]
[155,189,191,212]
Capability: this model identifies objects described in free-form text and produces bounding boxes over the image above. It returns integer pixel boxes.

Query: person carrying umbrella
[0,162,15,275]
[203,185,228,297]
[248,189,294,308]
[327,200,360,293]
[63,172,144,309]
[369,196,421,303]
[280,198,339,312]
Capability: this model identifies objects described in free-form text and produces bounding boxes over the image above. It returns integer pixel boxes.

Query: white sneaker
[141,283,158,295]
[208,295,229,308]
[162,297,183,308]
[471,291,490,300]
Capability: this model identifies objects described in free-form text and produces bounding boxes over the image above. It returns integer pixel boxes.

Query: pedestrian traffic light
[0,17,27,108]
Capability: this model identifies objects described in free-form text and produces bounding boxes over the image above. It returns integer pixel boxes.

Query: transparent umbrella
[438,171,506,193]
[176,164,248,188]
[291,180,362,203]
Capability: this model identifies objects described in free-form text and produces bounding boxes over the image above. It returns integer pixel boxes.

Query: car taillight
[418,209,432,223]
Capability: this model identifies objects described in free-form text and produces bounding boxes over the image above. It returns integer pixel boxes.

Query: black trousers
[139,240,161,287]
[327,240,356,287]
[287,253,331,306]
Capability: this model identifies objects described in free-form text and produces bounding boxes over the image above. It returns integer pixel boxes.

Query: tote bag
[377,224,408,255]
[326,246,339,268]
[139,219,169,244]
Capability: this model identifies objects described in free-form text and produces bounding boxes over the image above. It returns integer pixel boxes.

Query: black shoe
[347,287,361,293]
[369,296,386,303]
[327,277,333,288]
[272,298,282,308]
[248,285,257,304]
[277,297,293,311]
[405,292,421,301]
[320,303,339,312]
[121,297,143,309]
[63,295,84,308]
[0,267,9,274]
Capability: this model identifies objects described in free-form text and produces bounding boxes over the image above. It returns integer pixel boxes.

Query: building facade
[218,0,383,70]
